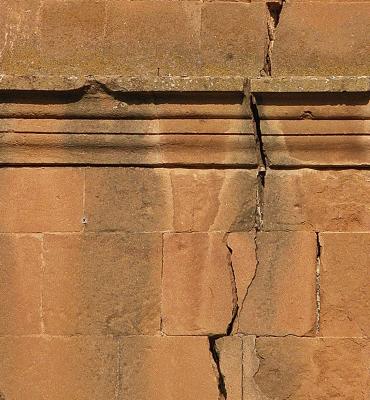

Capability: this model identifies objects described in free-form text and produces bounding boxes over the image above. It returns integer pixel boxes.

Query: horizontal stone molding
[0,75,368,166]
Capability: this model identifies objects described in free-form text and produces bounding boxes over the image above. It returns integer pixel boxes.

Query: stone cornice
[0,76,368,166]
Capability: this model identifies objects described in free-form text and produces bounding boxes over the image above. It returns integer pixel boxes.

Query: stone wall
[0,1,369,400]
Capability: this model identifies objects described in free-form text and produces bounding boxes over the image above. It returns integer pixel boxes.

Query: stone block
[119,336,219,400]
[104,0,201,76]
[0,336,117,400]
[320,233,370,337]
[40,0,106,74]
[0,235,42,334]
[85,168,257,232]
[170,169,257,232]
[0,168,84,233]
[0,0,41,74]
[251,337,369,399]
[215,336,243,400]
[238,231,317,336]
[201,2,266,75]
[274,2,370,76]
[162,232,234,335]
[264,169,370,231]
[43,233,162,335]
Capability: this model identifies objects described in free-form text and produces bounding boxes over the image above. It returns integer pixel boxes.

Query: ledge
[0,75,368,167]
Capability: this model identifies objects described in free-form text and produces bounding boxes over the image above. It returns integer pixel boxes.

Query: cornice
[0,75,368,167]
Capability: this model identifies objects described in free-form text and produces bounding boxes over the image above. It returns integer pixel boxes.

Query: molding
[0,75,368,166]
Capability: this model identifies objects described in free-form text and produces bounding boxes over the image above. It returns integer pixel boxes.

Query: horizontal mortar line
[0,163,259,169]
[268,165,370,171]
[0,230,248,235]
[0,334,366,340]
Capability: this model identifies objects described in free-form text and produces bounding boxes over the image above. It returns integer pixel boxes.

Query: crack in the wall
[236,231,259,333]
[225,235,239,336]
[208,336,227,400]
[262,1,285,76]
[315,232,322,335]
[250,94,268,231]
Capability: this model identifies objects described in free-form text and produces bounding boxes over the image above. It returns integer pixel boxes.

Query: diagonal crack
[262,0,286,76]
[208,336,227,400]
[236,230,260,333]
[225,234,239,336]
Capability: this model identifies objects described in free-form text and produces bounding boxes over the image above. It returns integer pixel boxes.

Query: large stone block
[0,0,41,74]
[320,233,370,337]
[119,336,219,400]
[85,168,257,232]
[274,2,370,76]
[264,169,370,231]
[43,233,162,335]
[238,231,317,336]
[40,0,106,74]
[104,0,201,76]
[0,235,42,334]
[0,336,117,400]
[0,168,84,233]
[162,232,234,335]
[201,2,266,75]
[251,337,369,399]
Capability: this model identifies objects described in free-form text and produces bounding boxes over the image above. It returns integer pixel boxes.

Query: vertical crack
[250,94,268,231]
[225,235,239,336]
[208,336,227,400]
[315,232,322,335]
[262,1,285,76]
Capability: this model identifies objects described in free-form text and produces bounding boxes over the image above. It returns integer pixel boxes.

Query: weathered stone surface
[43,233,162,335]
[253,337,369,399]
[243,335,265,399]
[0,0,41,74]
[274,2,370,76]
[227,232,257,325]
[120,336,219,400]
[215,336,243,400]
[0,336,117,400]
[162,232,234,335]
[85,168,173,232]
[320,233,370,337]
[85,168,257,232]
[263,135,370,167]
[40,0,106,74]
[0,235,41,334]
[170,169,257,232]
[264,169,370,231]
[105,1,201,76]
[201,2,266,76]
[0,168,83,232]
[238,231,317,336]
[0,133,257,166]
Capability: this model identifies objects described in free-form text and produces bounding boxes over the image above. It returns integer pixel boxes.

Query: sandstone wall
[0,1,369,399]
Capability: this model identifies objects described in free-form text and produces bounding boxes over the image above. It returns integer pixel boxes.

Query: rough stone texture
[274,2,370,76]
[227,232,257,320]
[320,233,370,337]
[162,232,234,335]
[0,168,84,233]
[264,169,370,231]
[253,337,370,400]
[215,336,243,400]
[238,231,317,336]
[43,233,162,335]
[0,235,42,334]
[85,168,257,232]
[0,336,117,400]
[201,2,266,75]
[119,336,219,400]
